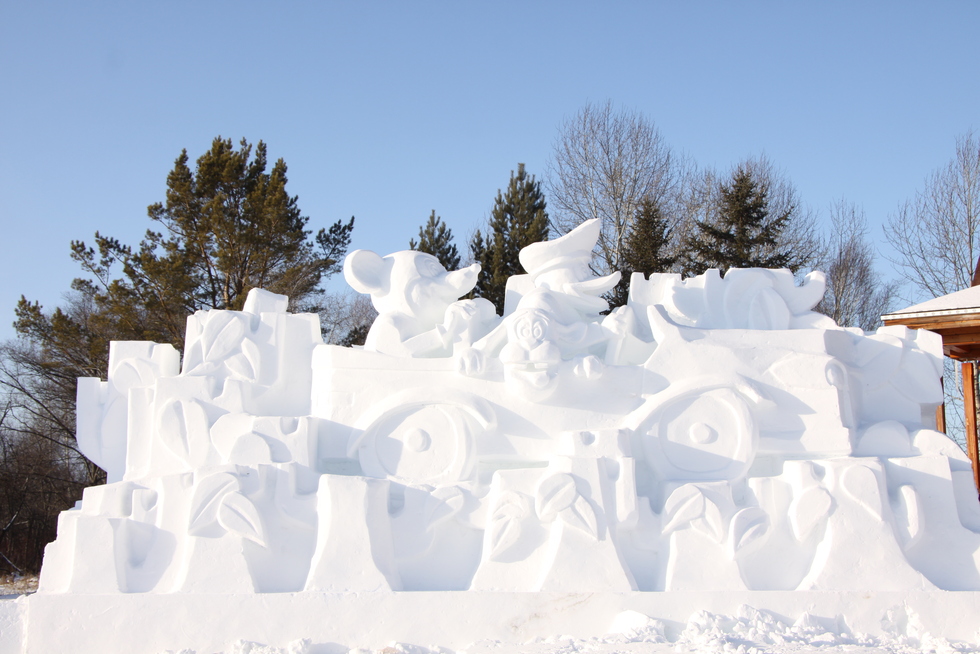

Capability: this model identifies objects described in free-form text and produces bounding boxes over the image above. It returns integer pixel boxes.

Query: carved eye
[511,312,549,349]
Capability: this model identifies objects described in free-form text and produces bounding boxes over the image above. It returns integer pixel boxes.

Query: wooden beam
[946,345,980,360]
[929,325,980,337]
[963,361,980,494]
[938,331,980,346]
[883,316,980,332]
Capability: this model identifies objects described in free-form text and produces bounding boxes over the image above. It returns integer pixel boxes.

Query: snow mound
[166,605,980,654]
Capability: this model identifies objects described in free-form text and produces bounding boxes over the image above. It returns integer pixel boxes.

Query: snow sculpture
[344,248,497,357]
[22,218,980,652]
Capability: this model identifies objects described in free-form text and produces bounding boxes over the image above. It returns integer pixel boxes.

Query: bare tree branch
[885,131,980,299]
[546,101,676,277]
[815,199,899,331]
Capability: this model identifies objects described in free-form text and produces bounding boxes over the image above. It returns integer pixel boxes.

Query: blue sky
[1,2,977,340]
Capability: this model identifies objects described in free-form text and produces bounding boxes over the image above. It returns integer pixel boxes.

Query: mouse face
[345,249,480,326]
[393,251,473,324]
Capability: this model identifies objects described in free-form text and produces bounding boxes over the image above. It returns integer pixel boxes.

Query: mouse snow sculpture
[344,249,498,357]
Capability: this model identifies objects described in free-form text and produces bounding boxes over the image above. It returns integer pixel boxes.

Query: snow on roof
[883,284,980,320]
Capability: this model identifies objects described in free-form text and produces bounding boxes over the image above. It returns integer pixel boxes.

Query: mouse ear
[344,249,390,296]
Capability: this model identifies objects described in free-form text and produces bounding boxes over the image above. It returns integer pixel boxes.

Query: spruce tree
[609,197,676,307]
[470,164,549,314]
[58,137,354,350]
[4,137,354,572]
[683,165,792,276]
[410,210,460,271]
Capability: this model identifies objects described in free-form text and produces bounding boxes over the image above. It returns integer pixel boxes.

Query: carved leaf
[111,359,152,394]
[536,473,578,523]
[188,472,238,535]
[182,341,204,375]
[695,494,726,543]
[561,495,599,540]
[133,488,158,512]
[747,287,791,330]
[790,486,834,542]
[425,486,465,531]
[241,338,262,379]
[897,484,923,546]
[202,312,246,363]
[224,352,256,380]
[218,491,267,547]
[488,492,528,561]
[661,485,705,536]
[729,507,769,556]
[159,398,210,464]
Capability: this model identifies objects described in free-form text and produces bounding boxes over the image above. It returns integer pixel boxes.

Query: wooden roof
[883,286,980,360]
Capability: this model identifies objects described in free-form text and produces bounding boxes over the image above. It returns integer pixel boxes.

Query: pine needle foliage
[410,210,460,271]
[59,137,353,350]
[683,165,793,276]
[470,164,549,314]
[609,197,676,308]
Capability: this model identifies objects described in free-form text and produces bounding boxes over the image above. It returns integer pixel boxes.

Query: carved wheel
[356,402,483,486]
[636,387,757,481]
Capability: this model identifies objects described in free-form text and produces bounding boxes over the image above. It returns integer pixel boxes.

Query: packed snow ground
[4,588,977,652]
[156,605,980,654]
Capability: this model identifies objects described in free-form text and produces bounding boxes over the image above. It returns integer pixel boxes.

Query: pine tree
[609,197,676,307]
[410,210,460,271]
[683,165,793,276]
[3,137,354,572]
[470,164,549,314]
[59,137,354,350]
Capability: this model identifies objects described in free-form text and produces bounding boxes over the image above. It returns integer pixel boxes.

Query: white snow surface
[162,605,980,654]
[884,285,980,318]
[20,223,980,653]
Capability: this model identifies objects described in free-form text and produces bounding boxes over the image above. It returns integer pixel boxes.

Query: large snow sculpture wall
[39,219,980,600]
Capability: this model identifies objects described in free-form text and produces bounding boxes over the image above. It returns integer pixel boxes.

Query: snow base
[0,597,25,654]
[19,590,980,653]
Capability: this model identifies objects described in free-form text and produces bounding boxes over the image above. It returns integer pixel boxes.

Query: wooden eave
[882,311,980,360]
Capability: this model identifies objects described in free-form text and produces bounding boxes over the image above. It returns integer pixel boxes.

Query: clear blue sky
[1,2,977,340]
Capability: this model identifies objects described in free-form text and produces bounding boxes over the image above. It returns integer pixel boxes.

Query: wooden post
[963,361,980,493]
[937,373,947,433]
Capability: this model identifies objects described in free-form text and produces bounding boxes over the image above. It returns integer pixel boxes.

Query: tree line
[413,102,897,329]
[2,115,978,576]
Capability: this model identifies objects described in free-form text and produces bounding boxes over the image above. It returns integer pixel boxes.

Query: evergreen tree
[410,210,460,271]
[609,197,676,307]
[470,164,549,314]
[683,165,793,276]
[56,137,354,350]
[2,137,354,573]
